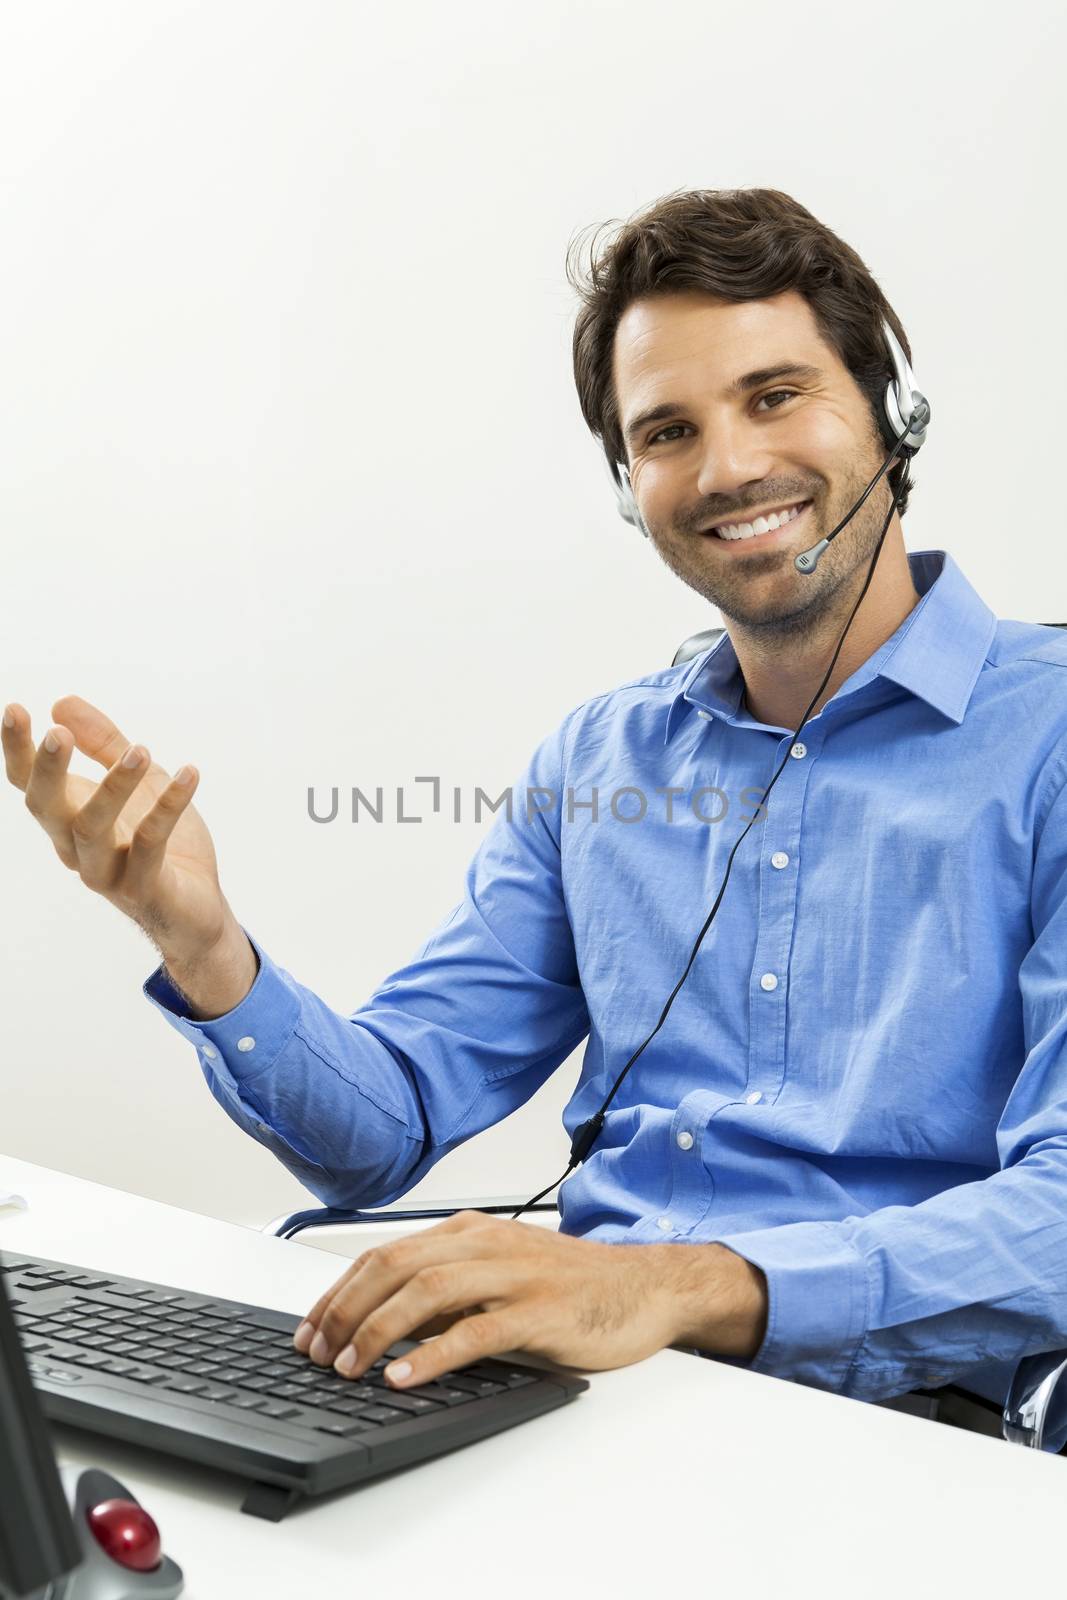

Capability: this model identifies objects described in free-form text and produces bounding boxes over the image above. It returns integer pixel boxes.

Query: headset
[510,316,931,1221]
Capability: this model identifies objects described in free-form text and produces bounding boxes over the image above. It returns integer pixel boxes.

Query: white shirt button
[256,1122,268,1134]
[746,1091,763,1105]
[760,972,779,991]
[237,1036,256,1052]
[790,742,807,759]
[697,709,713,720]
[771,851,789,869]
[656,1216,672,1232]
[201,1045,217,1060]
[676,1131,694,1151]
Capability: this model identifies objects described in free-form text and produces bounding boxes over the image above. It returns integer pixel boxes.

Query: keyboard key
[323,1385,378,1407]
[315,1418,366,1437]
[258,1403,300,1420]
[321,1396,366,1416]
[375,1390,439,1415]
[356,1405,409,1425]
[162,1376,209,1394]
[447,1376,507,1399]
[228,1394,268,1411]
[67,1352,113,1370]
[144,1352,198,1372]
[198,1383,238,1403]
[407,1384,474,1407]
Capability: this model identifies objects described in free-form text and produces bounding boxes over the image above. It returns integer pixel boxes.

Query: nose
[694,416,779,507]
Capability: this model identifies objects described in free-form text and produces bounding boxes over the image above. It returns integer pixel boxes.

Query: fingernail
[2,708,13,729]
[43,732,59,753]
[293,1320,314,1353]
[334,1345,358,1377]
[309,1330,330,1364]
[122,745,142,769]
[385,1360,413,1385]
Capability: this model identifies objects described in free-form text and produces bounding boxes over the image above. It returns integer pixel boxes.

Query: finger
[296,1251,379,1347]
[67,741,151,888]
[2,703,36,791]
[294,1212,494,1346]
[19,720,81,870]
[302,1225,510,1363]
[50,694,136,772]
[120,763,200,903]
[382,1308,529,1391]
[70,741,198,898]
[329,1261,522,1382]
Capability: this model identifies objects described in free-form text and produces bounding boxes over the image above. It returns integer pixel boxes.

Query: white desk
[1,1155,1063,1599]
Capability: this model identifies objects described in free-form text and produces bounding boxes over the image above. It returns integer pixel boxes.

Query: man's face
[614,289,894,635]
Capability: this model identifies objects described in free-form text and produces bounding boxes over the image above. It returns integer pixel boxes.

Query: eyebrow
[622,362,824,448]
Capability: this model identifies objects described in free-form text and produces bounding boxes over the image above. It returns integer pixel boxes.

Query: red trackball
[86,1499,162,1571]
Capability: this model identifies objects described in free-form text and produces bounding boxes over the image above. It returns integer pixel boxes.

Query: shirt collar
[663,549,998,744]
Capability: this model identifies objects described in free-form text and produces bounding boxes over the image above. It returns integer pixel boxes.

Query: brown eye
[649,390,797,446]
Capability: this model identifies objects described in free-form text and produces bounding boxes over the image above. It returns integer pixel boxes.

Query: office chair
[263,620,1067,1453]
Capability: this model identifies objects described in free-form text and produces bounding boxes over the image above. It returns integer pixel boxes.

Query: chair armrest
[1004,1348,1067,1450]
[260,1197,559,1242]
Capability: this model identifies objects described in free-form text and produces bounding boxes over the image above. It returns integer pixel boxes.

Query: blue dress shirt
[144,549,1067,1425]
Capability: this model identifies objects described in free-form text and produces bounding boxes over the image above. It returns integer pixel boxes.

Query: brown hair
[567,187,916,516]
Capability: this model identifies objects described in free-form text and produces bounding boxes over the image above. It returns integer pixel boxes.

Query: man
[7,188,1067,1426]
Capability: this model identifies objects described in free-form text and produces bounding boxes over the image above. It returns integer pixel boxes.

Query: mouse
[57,1465,184,1599]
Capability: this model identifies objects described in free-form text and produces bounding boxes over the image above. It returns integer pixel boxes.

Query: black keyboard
[1,1250,587,1521]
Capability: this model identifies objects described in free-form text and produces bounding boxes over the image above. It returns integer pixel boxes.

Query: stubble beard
[647,451,895,648]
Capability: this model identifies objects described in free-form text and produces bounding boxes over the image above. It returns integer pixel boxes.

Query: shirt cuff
[142,926,300,1088]
[142,926,339,1189]
[709,1220,869,1393]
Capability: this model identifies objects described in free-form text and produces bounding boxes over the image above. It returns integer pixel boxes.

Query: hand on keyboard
[291,1208,766,1389]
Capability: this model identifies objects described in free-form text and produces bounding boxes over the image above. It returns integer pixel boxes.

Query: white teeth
[714,501,808,541]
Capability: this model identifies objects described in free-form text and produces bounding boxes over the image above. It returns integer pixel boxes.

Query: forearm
[666,1243,770,1360]
[162,916,260,1021]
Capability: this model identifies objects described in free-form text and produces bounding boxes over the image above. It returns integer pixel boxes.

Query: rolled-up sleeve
[143,709,591,1208]
[709,767,1067,1437]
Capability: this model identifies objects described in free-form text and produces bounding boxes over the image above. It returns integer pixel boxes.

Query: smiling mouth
[702,499,813,545]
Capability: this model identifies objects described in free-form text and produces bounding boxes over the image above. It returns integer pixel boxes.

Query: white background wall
[2,0,1063,1228]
